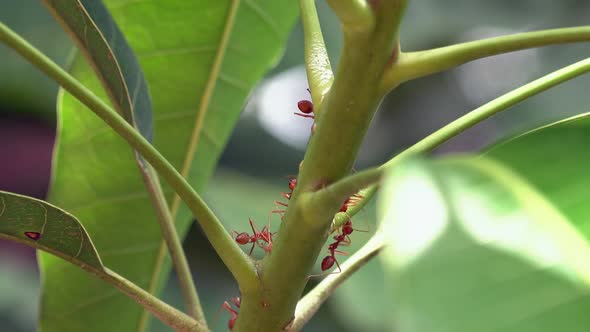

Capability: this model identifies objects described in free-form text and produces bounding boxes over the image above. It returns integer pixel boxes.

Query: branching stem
[234,2,408,331]
[382,26,590,92]
[327,0,375,33]
[291,57,590,330]
[0,21,258,293]
[292,234,385,331]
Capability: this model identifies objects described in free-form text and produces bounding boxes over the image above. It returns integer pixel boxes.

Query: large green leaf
[379,157,590,332]
[43,0,153,140]
[42,1,298,331]
[0,191,103,272]
[486,113,590,227]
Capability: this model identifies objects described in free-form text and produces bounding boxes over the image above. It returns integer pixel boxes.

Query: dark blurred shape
[0,114,54,199]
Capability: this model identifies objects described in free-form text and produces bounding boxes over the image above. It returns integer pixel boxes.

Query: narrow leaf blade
[0,191,103,272]
[43,0,153,140]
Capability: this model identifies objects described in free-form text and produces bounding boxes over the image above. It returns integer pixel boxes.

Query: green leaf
[43,0,153,140]
[0,191,104,272]
[41,1,298,331]
[486,113,590,227]
[379,157,590,332]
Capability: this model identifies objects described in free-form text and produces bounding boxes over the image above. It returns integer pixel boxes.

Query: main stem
[234,2,408,331]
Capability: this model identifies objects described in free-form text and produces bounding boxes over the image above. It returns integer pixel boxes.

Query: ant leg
[213,300,239,330]
[333,256,343,274]
[271,200,288,218]
[294,112,315,119]
[307,259,342,279]
[354,209,371,233]
[250,218,274,254]
[275,200,289,208]
[248,218,263,255]
[248,218,259,234]
[333,249,349,256]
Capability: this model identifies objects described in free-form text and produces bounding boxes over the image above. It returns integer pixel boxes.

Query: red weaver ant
[314,217,368,277]
[315,227,351,276]
[232,218,273,256]
[339,192,364,212]
[272,177,297,217]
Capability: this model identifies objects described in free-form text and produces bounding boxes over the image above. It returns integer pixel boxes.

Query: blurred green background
[1,1,590,331]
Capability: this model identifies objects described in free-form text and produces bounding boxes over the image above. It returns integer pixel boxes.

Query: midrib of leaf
[139,0,242,329]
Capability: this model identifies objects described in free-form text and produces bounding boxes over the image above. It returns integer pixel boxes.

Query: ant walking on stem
[309,220,353,278]
[232,218,274,256]
[272,177,297,217]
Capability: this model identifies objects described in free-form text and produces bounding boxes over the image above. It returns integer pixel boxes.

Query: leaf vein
[219,72,250,91]
[243,0,281,38]
[136,46,217,59]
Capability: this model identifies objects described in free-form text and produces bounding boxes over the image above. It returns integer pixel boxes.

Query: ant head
[288,178,297,190]
[321,256,336,271]
[262,242,273,253]
[297,100,314,114]
[342,220,353,235]
[231,297,241,308]
[234,233,250,245]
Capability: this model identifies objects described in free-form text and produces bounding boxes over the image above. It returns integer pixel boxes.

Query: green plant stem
[352,56,590,218]
[289,57,590,330]
[0,21,258,290]
[301,166,382,223]
[291,234,385,331]
[144,166,205,322]
[326,0,375,32]
[101,268,205,332]
[234,2,408,331]
[299,0,333,109]
[381,26,590,93]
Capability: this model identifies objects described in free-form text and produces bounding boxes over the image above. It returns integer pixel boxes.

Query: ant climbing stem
[309,231,350,278]
[271,177,298,217]
[231,218,274,256]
